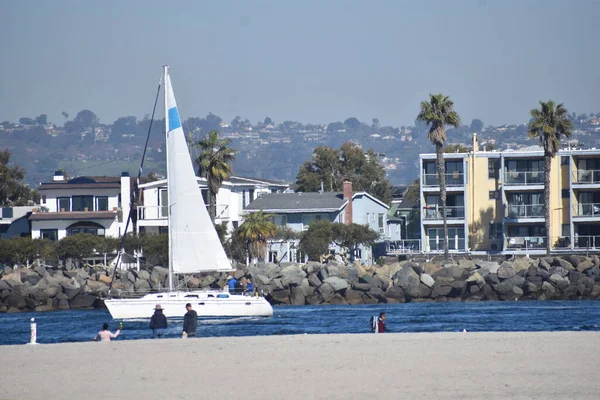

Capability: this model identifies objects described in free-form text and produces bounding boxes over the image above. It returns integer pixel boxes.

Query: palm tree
[528,100,572,254]
[238,211,277,264]
[195,130,236,222]
[416,94,461,260]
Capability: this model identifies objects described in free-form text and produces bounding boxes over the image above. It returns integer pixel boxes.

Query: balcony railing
[386,239,421,254]
[505,236,546,250]
[574,235,600,250]
[504,171,544,186]
[422,172,464,187]
[575,203,600,217]
[576,169,600,184]
[506,204,544,218]
[427,239,466,252]
[423,206,465,219]
[137,204,230,221]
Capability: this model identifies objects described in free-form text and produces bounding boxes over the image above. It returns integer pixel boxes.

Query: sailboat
[104,66,273,319]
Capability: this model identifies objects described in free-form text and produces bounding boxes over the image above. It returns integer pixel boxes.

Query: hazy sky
[1,0,599,128]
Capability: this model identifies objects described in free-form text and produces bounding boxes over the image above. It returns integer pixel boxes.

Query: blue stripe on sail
[168,107,182,131]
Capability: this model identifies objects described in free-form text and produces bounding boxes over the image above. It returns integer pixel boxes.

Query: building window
[242,190,247,208]
[561,224,570,237]
[72,195,94,212]
[561,189,570,199]
[489,190,498,200]
[232,221,239,230]
[249,189,255,202]
[96,197,109,211]
[41,195,46,204]
[489,223,502,240]
[488,159,499,179]
[66,222,105,236]
[2,207,13,218]
[40,229,58,241]
[561,156,569,166]
[57,197,70,212]
[378,213,385,234]
[160,189,168,218]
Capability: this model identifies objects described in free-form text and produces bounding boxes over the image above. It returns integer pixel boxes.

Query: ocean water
[1,300,599,346]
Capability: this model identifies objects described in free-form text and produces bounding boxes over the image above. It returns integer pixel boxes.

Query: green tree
[416,93,461,260]
[470,118,484,133]
[295,142,393,203]
[55,233,99,267]
[237,211,277,263]
[528,100,572,253]
[299,220,334,261]
[195,130,236,222]
[143,234,169,267]
[0,150,39,206]
[444,143,469,153]
[331,223,379,261]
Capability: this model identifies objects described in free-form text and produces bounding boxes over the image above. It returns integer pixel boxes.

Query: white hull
[104,291,273,319]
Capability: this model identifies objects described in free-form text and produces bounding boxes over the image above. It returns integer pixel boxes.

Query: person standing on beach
[150,304,167,338]
[371,312,386,333]
[94,323,121,342]
[182,303,197,338]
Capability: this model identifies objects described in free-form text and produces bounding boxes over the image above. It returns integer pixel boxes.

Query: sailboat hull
[104,291,273,319]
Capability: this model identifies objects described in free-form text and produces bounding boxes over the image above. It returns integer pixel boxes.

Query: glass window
[72,195,94,212]
[57,197,70,212]
[561,156,569,166]
[489,223,502,239]
[561,224,570,237]
[378,213,385,233]
[40,229,58,241]
[488,159,499,179]
[489,191,496,200]
[97,197,108,211]
[160,189,168,218]
[561,189,570,199]
[41,195,46,204]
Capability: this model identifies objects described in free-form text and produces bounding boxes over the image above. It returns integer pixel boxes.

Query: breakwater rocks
[1,255,600,313]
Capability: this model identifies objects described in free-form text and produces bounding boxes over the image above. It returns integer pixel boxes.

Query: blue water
[1,301,599,346]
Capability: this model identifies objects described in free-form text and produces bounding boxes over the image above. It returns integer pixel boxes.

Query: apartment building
[419,134,600,254]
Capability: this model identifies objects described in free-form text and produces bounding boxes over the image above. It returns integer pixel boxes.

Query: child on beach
[94,323,121,342]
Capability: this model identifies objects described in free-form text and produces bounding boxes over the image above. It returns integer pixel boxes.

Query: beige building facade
[419,135,600,254]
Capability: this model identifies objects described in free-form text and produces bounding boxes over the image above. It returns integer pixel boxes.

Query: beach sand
[1,332,599,400]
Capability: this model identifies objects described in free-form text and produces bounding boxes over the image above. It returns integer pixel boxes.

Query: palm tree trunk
[544,154,552,254]
[209,190,217,222]
[436,143,449,260]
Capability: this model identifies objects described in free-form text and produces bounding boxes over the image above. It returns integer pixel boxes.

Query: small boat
[105,66,273,319]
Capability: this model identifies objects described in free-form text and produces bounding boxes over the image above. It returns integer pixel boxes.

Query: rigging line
[109,79,162,292]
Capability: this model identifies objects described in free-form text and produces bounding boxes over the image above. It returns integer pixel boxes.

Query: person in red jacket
[377,312,386,333]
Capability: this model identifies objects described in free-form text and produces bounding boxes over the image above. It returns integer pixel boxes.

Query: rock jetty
[1,255,600,313]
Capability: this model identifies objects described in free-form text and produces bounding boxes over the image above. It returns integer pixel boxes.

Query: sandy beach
[1,332,599,400]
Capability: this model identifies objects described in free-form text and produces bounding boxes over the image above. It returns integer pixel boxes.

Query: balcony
[506,204,544,219]
[575,170,600,185]
[423,205,465,220]
[422,172,464,187]
[574,235,600,250]
[386,239,421,254]
[574,203,600,218]
[137,204,230,221]
[504,171,544,186]
[505,236,546,251]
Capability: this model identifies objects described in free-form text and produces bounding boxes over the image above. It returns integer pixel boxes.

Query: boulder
[126,271,136,283]
[133,279,150,292]
[568,271,582,285]
[317,283,335,302]
[482,284,498,301]
[329,294,348,305]
[541,281,556,295]
[466,272,486,288]
[32,289,50,302]
[201,275,218,287]
[512,286,524,296]
[375,275,392,290]
[549,274,570,290]
[419,283,432,298]
[511,257,532,273]
[446,266,469,280]
[525,282,539,294]
[255,274,271,286]
[270,278,285,291]
[423,263,443,276]
[485,273,500,285]
[359,274,379,288]
[280,265,306,287]
[6,291,26,309]
[375,262,404,279]
[555,258,574,271]
[550,266,569,278]
[497,263,516,279]
[449,280,467,297]
[85,280,109,293]
[1,272,22,287]
[270,289,291,304]
[0,280,11,291]
[70,293,97,309]
[150,266,169,283]
[476,261,500,275]
[137,270,150,281]
[307,273,322,288]
[538,258,552,271]
[22,274,41,286]
[492,280,514,295]
[458,259,476,270]
[33,265,48,277]
[420,273,435,288]
[317,267,329,282]
[431,281,452,298]
[592,285,600,298]
[384,286,405,303]
[577,260,594,273]
[323,277,349,292]
[54,297,70,310]
[290,286,306,305]
[64,288,81,300]
[367,286,385,301]
[98,274,113,285]
[305,293,323,305]
[186,277,202,289]
[344,288,363,305]
[392,266,421,298]
[352,283,373,292]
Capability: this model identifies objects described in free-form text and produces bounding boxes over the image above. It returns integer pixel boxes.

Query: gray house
[244,181,390,265]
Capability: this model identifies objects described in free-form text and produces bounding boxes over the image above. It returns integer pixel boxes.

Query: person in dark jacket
[182,303,198,338]
[377,312,386,333]
[150,304,167,338]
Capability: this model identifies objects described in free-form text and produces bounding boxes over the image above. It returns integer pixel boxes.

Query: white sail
[164,69,233,274]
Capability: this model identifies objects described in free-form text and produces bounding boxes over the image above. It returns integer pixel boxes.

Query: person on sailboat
[246,278,254,295]
[182,303,198,338]
[227,276,238,293]
[94,323,121,342]
[150,305,168,338]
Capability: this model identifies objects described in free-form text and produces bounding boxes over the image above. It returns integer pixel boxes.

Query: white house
[244,181,391,265]
[29,171,133,241]
[1,206,36,239]
[136,175,289,235]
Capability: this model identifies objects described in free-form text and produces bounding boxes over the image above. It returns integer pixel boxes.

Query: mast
[164,65,174,292]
